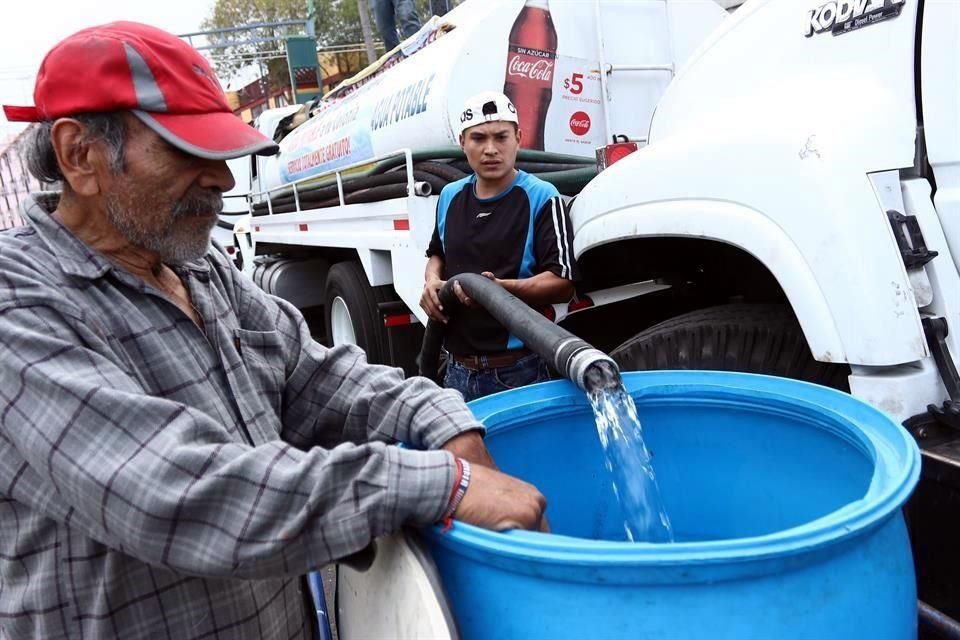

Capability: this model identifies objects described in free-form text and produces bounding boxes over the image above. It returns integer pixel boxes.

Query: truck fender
[571,131,927,367]
[576,199,846,363]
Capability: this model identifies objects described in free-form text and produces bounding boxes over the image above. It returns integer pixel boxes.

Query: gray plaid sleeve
[220,253,486,452]
[0,287,456,577]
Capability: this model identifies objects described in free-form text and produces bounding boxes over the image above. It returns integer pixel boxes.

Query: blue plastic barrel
[422,371,921,639]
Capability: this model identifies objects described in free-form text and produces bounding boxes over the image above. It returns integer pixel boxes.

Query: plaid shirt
[0,195,479,639]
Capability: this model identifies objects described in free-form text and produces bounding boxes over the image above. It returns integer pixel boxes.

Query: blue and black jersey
[426,170,578,356]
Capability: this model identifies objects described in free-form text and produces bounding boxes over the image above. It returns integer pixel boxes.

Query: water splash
[588,384,674,543]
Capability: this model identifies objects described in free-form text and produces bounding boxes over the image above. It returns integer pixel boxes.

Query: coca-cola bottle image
[503,0,557,151]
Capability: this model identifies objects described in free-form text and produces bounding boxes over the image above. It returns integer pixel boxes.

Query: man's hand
[443,433,551,532]
[420,274,448,323]
[451,272,498,308]
[454,464,547,531]
[442,430,497,469]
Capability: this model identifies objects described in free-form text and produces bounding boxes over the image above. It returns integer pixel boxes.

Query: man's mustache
[173,191,224,218]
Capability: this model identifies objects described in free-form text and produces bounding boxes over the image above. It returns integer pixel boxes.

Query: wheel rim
[330,296,357,346]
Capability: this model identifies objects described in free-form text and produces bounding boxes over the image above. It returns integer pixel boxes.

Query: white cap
[457,91,519,135]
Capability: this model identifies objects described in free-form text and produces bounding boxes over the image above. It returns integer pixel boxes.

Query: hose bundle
[251,147,597,216]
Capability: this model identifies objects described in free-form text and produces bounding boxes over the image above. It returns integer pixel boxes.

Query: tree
[202,0,451,93]
[202,0,367,87]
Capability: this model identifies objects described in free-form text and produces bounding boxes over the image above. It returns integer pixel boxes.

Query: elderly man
[0,22,545,639]
[420,92,579,401]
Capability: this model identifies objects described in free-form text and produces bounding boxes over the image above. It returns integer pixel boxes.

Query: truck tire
[610,304,850,391]
[324,261,391,364]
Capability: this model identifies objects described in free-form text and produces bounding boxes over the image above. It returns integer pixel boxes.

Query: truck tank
[252,0,728,202]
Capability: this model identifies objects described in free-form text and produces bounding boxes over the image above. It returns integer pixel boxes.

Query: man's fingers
[428,286,443,311]
[420,281,450,322]
[453,281,473,307]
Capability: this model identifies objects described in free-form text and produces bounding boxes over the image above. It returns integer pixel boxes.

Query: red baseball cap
[2,21,279,160]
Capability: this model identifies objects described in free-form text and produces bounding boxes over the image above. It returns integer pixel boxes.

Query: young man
[0,23,545,639]
[420,92,578,401]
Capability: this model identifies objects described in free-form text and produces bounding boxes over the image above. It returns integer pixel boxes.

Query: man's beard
[105,190,223,264]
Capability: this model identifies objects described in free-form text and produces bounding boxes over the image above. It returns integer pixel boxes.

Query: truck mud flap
[379,300,425,378]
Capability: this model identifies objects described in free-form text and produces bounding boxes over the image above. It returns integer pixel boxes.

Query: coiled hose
[252,147,596,215]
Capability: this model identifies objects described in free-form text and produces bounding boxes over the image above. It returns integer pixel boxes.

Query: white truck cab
[570,0,959,624]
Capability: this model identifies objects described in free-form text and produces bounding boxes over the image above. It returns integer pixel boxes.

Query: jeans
[444,352,551,403]
[373,0,422,52]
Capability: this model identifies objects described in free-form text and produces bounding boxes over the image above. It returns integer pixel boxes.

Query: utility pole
[306,0,317,38]
[356,0,378,65]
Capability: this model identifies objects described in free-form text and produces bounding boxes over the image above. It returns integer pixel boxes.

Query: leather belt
[452,349,531,370]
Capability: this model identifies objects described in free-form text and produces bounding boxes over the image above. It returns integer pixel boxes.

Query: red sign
[507,53,555,84]
[569,111,591,136]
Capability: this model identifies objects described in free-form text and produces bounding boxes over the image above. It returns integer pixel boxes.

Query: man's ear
[49,118,107,197]
[459,133,465,149]
[515,126,522,146]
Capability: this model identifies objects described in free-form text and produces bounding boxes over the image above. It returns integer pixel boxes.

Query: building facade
[0,131,41,231]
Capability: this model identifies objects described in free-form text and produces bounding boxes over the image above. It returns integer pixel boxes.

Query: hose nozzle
[562,344,621,393]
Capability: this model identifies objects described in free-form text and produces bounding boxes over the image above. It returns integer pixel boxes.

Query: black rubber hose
[253,172,408,213]
[919,601,960,640]
[441,161,595,194]
[419,318,445,383]
[253,151,596,214]
[515,161,593,174]
[417,273,620,393]
[258,148,592,203]
[412,161,469,183]
[346,183,414,204]
[534,167,599,195]
[448,160,472,174]
[253,171,443,214]
[409,170,449,194]
[255,181,431,214]
[371,147,596,175]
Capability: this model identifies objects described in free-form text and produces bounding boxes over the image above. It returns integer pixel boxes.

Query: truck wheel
[610,304,850,391]
[324,261,390,364]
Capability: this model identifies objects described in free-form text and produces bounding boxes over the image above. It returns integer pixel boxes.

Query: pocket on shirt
[234,328,286,415]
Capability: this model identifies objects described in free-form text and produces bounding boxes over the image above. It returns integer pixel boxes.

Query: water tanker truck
[232,0,728,374]
[232,0,960,635]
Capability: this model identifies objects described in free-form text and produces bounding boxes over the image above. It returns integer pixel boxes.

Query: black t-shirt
[426,170,578,355]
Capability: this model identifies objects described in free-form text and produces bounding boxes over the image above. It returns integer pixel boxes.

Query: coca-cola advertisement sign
[503,0,558,150]
[569,111,591,136]
[507,53,554,84]
[502,0,606,155]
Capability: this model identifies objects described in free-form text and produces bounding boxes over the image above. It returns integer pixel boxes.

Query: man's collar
[20,193,210,280]
[21,193,114,279]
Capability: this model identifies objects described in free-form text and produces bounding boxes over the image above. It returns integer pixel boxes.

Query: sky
[0,0,218,138]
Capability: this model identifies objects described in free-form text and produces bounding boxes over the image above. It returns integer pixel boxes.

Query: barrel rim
[424,370,920,570]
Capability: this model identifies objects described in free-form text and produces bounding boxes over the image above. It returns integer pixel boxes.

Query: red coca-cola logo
[507,54,554,83]
[569,111,591,136]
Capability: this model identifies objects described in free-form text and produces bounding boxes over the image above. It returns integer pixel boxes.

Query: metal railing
[248,147,419,216]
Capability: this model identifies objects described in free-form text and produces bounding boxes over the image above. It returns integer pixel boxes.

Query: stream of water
[587,383,674,543]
